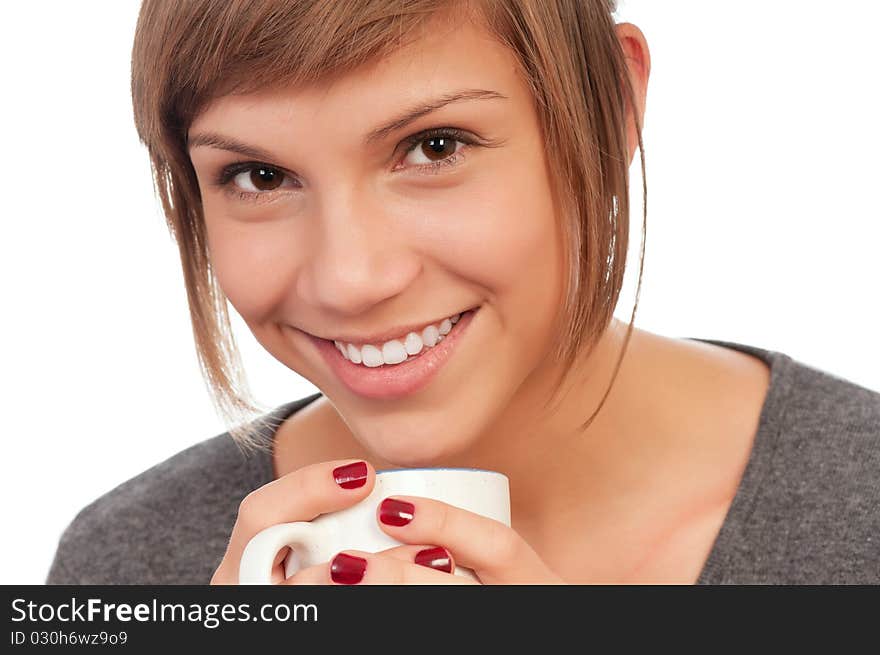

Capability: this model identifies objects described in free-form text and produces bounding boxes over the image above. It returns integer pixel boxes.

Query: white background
[1,1,877,583]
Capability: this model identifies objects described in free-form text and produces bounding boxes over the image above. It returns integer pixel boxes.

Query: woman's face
[188,15,566,466]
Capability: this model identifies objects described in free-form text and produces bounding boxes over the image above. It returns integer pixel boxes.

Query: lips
[307,307,480,400]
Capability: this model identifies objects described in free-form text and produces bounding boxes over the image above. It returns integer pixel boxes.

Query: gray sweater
[45,339,880,584]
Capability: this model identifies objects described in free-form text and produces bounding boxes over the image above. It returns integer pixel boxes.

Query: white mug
[238,467,510,584]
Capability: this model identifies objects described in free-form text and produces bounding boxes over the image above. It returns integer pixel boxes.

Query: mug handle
[238,522,323,585]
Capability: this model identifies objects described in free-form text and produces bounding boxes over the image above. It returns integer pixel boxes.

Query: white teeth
[404,332,424,355]
[381,340,408,365]
[332,310,470,367]
[346,343,362,364]
[360,344,384,367]
[421,324,439,347]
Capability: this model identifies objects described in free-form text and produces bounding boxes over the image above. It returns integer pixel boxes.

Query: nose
[296,191,420,316]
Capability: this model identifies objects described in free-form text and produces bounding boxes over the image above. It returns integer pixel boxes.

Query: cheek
[202,202,303,322]
[424,156,561,303]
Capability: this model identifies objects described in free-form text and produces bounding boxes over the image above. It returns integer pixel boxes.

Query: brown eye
[419,136,457,162]
[401,130,469,170]
[248,167,285,191]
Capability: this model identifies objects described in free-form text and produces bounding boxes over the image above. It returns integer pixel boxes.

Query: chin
[372,439,461,469]
[362,425,473,469]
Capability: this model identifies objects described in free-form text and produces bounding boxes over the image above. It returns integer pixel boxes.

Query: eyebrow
[187,88,507,159]
[363,88,507,145]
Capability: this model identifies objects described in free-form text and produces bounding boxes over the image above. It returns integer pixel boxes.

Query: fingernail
[330,553,367,584]
[379,498,415,526]
[415,546,453,574]
[333,461,367,489]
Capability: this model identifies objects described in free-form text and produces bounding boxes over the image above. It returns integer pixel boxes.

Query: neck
[420,319,643,517]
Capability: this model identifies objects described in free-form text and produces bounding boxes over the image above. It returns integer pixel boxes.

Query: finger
[268,547,292,584]
[278,561,328,585]
[211,458,375,584]
[366,544,456,574]
[283,550,477,586]
[279,545,455,584]
[375,496,564,584]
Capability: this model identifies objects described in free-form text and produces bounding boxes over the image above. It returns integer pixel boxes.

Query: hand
[281,495,566,585]
[210,458,379,584]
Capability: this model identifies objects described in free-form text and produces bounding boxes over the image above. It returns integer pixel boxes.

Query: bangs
[133,0,482,147]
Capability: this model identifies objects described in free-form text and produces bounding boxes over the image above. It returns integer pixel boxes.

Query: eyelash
[213,127,478,204]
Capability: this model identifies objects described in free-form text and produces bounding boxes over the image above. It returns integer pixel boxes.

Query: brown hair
[130,0,646,453]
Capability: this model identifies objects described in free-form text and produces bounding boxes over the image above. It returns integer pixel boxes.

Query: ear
[614,22,651,165]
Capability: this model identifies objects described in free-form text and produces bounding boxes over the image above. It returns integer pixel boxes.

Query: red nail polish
[333,461,367,489]
[415,547,453,574]
[379,498,415,526]
[331,553,367,584]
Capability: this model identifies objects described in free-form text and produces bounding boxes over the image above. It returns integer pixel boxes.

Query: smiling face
[187,14,569,466]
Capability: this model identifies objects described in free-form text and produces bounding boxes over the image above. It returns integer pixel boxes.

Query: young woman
[47,0,878,585]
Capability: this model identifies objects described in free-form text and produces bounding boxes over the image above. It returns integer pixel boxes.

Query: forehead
[189,16,527,135]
